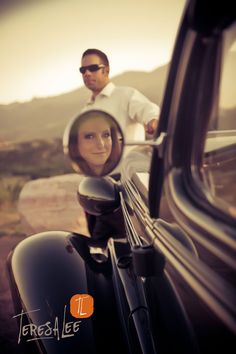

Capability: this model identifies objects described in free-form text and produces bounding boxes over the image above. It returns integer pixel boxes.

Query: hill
[0,65,169,143]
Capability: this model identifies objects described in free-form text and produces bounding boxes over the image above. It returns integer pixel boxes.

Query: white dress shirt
[81,82,160,141]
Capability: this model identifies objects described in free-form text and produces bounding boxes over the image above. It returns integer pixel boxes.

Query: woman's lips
[92,152,107,155]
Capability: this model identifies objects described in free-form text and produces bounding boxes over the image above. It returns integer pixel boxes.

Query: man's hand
[145,118,158,135]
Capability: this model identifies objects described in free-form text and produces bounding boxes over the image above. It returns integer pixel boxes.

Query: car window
[202,21,236,218]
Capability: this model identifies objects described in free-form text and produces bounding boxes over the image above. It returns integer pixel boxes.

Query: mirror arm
[126,132,167,158]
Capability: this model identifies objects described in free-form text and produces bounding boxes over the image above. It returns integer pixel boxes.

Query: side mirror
[63,110,124,177]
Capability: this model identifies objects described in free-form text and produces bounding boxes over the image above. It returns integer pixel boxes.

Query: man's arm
[128,88,160,136]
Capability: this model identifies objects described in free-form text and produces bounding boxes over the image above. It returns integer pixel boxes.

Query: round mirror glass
[63,110,124,177]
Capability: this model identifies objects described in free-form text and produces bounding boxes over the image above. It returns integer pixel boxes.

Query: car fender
[7,231,126,354]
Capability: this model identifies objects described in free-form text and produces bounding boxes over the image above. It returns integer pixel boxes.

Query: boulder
[18,173,89,236]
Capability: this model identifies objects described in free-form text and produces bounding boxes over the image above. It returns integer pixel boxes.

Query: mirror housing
[77,177,120,216]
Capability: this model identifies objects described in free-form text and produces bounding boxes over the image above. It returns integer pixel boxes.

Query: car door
[121,1,236,354]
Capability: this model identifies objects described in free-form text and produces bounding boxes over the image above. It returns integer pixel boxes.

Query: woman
[68,110,122,176]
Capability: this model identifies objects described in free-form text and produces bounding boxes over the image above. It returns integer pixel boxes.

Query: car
[7,1,236,354]
[74,0,236,352]
[117,1,236,352]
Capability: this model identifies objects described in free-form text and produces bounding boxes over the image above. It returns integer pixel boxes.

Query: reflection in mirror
[203,131,236,218]
[63,110,124,176]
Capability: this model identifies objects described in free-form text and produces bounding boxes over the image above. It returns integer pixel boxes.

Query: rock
[17,173,90,236]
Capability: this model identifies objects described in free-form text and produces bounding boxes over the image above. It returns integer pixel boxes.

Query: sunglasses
[79,64,105,74]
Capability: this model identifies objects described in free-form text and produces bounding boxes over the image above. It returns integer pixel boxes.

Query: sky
[0,0,186,104]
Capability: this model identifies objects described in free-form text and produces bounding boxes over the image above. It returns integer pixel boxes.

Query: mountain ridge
[1,55,235,143]
[0,65,169,143]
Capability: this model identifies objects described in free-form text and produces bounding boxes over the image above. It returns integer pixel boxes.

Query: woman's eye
[84,133,94,139]
[102,131,111,138]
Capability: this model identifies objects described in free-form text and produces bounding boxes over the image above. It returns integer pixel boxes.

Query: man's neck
[91,81,110,100]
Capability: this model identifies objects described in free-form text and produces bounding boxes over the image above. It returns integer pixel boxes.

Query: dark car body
[119,0,236,352]
[7,1,236,354]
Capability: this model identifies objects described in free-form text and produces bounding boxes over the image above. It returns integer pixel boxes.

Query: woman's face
[77,117,112,172]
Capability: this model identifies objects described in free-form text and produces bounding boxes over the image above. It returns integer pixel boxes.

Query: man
[78,48,160,242]
[79,48,160,141]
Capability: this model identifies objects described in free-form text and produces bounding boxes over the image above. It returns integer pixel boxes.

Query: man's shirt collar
[87,82,115,104]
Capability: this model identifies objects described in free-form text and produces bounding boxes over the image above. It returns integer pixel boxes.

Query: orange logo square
[70,294,94,318]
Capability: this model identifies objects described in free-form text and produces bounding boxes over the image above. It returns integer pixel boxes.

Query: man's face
[81,54,109,94]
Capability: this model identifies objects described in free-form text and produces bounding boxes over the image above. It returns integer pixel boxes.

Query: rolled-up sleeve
[128,89,160,124]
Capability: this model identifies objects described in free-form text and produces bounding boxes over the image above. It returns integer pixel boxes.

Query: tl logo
[70,294,94,319]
